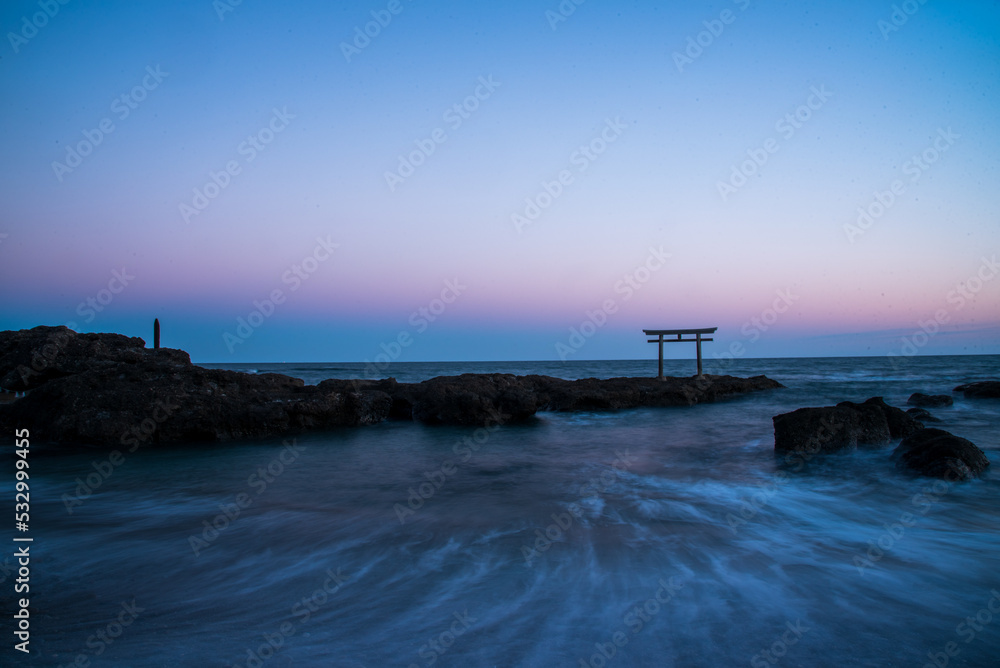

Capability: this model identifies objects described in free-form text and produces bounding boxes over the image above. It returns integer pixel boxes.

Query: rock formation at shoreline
[320,372,784,426]
[772,397,923,454]
[773,397,991,480]
[0,326,783,447]
[0,327,392,445]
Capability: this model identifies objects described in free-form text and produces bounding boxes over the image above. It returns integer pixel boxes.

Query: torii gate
[642,327,717,378]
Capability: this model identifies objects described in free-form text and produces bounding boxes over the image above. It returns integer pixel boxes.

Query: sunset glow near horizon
[1,0,998,363]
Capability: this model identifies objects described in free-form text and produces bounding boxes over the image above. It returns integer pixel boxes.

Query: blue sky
[1,0,998,362]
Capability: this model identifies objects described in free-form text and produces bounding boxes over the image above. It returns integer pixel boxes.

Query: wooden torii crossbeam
[643,327,718,379]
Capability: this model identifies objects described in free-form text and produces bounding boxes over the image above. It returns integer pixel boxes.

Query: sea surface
[5,356,1000,667]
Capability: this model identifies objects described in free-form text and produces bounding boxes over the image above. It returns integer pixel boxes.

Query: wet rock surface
[774,397,990,481]
[892,428,990,480]
[907,393,954,408]
[773,397,922,454]
[1,327,392,446]
[953,381,1000,399]
[319,373,784,426]
[906,407,942,423]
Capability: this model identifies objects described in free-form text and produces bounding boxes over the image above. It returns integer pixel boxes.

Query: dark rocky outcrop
[892,428,990,480]
[0,327,393,446]
[774,405,889,454]
[530,373,783,412]
[0,326,784,446]
[320,374,540,426]
[773,397,923,454]
[321,373,784,426]
[953,381,1000,399]
[907,393,953,408]
[906,407,942,423]
[840,397,924,439]
[0,326,190,392]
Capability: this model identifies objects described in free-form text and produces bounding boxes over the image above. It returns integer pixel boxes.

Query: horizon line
[195,352,1000,365]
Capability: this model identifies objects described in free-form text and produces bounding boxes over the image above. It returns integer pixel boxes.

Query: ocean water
[5,356,1000,667]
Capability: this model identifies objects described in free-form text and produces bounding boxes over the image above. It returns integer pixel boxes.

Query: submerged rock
[906,407,942,423]
[0,326,784,446]
[953,381,1000,399]
[892,428,990,480]
[907,393,954,408]
[773,397,922,454]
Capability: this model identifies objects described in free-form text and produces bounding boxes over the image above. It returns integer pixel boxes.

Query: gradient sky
[1,0,998,362]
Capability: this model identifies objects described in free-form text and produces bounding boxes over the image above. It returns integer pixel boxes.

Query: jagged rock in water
[892,428,990,480]
[953,381,1000,399]
[773,397,922,454]
[906,407,942,423]
[907,393,954,408]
